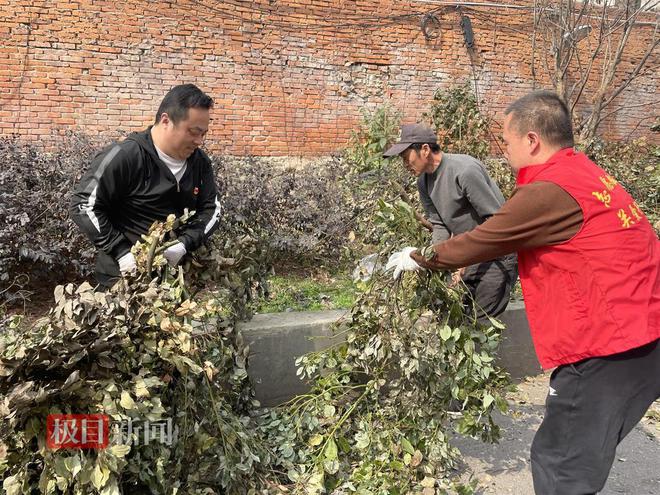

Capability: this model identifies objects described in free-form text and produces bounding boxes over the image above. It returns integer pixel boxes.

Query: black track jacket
[70,127,221,282]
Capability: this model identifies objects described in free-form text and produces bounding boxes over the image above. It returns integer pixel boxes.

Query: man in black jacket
[70,84,221,288]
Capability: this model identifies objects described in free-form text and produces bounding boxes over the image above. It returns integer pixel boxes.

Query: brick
[0,0,657,154]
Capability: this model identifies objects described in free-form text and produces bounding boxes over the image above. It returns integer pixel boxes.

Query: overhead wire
[185,0,658,34]
[186,0,443,33]
[177,0,656,160]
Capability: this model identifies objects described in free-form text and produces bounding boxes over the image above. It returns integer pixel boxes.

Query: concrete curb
[239,301,542,407]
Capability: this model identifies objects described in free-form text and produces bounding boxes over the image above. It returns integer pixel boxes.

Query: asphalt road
[451,372,660,495]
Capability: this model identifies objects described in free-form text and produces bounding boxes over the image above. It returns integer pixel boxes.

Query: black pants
[462,253,518,322]
[531,338,660,495]
[95,251,122,290]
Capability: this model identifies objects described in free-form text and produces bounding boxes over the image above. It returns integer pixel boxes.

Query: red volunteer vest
[516,148,660,369]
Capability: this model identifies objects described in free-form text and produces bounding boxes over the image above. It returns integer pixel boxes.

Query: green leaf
[421,476,436,488]
[100,476,120,495]
[64,455,82,478]
[90,463,110,490]
[401,437,415,455]
[488,316,505,329]
[440,325,452,341]
[134,378,150,398]
[495,396,509,413]
[120,391,136,410]
[323,459,340,475]
[323,404,336,418]
[355,431,370,450]
[38,470,57,495]
[281,444,294,458]
[337,436,351,453]
[308,434,324,447]
[3,474,22,495]
[109,444,131,458]
[324,438,338,461]
[483,393,494,409]
[53,456,69,479]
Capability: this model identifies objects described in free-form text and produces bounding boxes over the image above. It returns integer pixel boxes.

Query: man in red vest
[386,90,660,494]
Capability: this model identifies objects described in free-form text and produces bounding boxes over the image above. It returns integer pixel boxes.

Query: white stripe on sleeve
[204,195,222,235]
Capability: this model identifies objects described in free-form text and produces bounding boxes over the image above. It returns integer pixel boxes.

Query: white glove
[385,246,422,280]
[117,252,137,275]
[163,242,187,267]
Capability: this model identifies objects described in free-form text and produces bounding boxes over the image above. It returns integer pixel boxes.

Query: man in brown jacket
[386,90,660,495]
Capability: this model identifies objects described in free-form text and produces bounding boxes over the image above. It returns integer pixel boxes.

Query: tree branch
[624,114,658,140]
[596,97,660,127]
[602,26,659,108]
[570,2,608,113]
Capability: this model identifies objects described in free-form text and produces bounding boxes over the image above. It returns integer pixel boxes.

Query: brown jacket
[411,181,583,270]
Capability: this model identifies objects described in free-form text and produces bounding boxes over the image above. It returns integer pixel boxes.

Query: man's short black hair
[504,90,574,149]
[155,84,214,125]
[409,142,441,153]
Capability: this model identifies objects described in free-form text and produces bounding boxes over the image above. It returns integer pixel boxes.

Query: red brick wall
[0,0,657,155]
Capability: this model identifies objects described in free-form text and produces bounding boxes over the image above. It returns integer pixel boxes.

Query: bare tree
[532,0,659,142]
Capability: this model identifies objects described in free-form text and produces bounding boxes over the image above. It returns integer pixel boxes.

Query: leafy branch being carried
[258,199,510,494]
[424,83,493,161]
[1,189,512,494]
[0,214,275,494]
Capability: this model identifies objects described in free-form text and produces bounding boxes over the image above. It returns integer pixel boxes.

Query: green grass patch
[256,271,357,313]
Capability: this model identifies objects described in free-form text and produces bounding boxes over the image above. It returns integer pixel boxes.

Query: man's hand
[117,252,137,275]
[385,247,423,280]
[164,242,187,267]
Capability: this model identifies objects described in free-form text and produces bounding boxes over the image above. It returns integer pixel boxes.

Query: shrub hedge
[0,137,358,301]
[1,133,657,303]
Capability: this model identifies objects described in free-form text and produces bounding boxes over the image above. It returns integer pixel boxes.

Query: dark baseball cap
[383,124,438,157]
